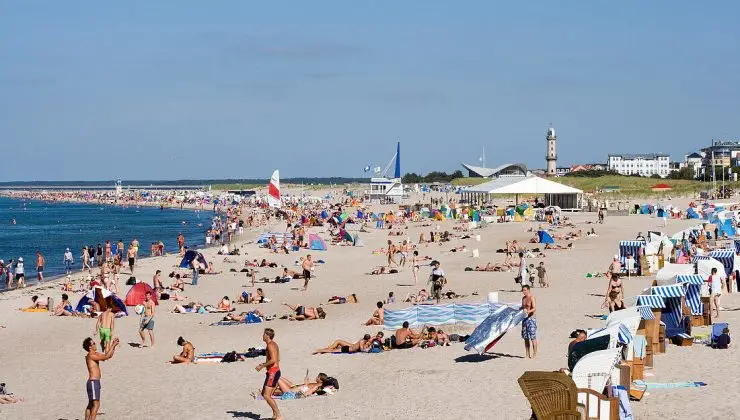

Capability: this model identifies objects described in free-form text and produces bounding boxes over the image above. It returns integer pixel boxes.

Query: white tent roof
[463,176,583,195]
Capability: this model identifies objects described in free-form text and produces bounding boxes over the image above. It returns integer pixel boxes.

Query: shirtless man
[36,251,45,282]
[364,301,385,325]
[521,285,538,358]
[96,306,115,352]
[139,291,156,347]
[387,240,398,267]
[152,270,164,294]
[172,336,195,364]
[127,245,136,274]
[394,321,420,348]
[313,334,372,354]
[83,336,120,420]
[256,328,282,420]
[301,254,314,291]
[399,240,409,267]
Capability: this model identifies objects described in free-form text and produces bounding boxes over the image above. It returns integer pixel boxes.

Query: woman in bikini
[604,273,625,312]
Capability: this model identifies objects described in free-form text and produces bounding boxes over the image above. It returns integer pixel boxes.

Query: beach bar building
[460,175,584,211]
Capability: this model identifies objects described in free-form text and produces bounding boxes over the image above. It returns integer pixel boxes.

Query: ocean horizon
[0,197,213,290]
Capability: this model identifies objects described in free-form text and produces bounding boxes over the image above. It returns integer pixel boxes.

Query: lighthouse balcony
[546,155,557,160]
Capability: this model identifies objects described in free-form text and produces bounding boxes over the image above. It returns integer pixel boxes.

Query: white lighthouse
[546,127,557,176]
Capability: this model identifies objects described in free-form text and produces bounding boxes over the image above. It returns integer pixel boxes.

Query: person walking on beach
[177,233,184,250]
[82,247,91,273]
[301,254,314,291]
[116,239,124,261]
[83,336,120,420]
[96,306,115,352]
[64,248,74,274]
[95,244,103,267]
[127,245,136,274]
[139,291,156,347]
[104,240,111,263]
[15,257,26,288]
[708,267,723,319]
[131,238,140,261]
[256,328,282,420]
[517,252,527,285]
[387,240,398,268]
[411,250,420,285]
[5,259,14,289]
[36,251,45,283]
[521,285,538,359]
[190,258,199,286]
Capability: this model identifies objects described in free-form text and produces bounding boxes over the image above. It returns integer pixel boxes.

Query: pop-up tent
[309,233,327,251]
[76,286,128,315]
[125,282,159,306]
[537,230,555,244]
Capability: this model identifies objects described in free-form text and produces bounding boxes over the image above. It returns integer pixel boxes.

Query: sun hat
[18,257,23,262]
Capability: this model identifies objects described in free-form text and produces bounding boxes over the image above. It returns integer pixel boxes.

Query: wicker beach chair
[518,371,581,420]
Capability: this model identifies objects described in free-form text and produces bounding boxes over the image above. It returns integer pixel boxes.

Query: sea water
[0,197,213,290]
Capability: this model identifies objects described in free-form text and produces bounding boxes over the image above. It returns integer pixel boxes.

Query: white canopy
[464,176,583,195]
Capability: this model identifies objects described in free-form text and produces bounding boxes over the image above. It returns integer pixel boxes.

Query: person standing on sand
[301,254,313,291]
[96,306,115,352]
[36,251,45,282]
[104,240,111,263]
[521,285,537,359]
[387,240,398,267]
[83,336,119,420]
[64,248,74,274]
[139,291,155,347]
[178,232,184,250]
[131,238,140,262]
[127,245,136,274]
[116,239,124,261]
[15,257,26,288]
[256,328,282,420]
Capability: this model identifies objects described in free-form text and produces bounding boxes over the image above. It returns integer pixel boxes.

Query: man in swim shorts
[521,285,538,358]
[83,336,119,420]
[139,291,156,347]
[256,328,282,420]
[96,306,115,352]
[301,254,313,291]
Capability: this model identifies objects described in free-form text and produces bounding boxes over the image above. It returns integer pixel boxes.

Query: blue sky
[1,1,739,180]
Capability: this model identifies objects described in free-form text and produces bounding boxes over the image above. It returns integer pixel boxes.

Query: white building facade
[607,154,671,177]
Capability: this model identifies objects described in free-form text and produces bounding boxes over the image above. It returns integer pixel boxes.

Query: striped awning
[676,274,704,286]
[636,295,665,308]
[692,255,711,262]
[636,305,655,320]
[711,249,735,259]
[619,240,646,247]
[652,284,686,298]
[617,323,632,345]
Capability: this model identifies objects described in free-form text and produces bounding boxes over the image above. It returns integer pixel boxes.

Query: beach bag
[126,277,136,285]
[159,293,170,301]
[514,275,522,284]
[221,351,238,363]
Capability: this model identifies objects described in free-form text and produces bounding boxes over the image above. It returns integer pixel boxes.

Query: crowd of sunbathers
[312,321,452,355]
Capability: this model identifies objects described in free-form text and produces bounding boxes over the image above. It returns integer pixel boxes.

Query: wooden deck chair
[577,388,618,420]
[517,371,580,420]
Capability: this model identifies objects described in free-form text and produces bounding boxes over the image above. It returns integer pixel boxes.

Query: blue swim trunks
[521,317,537,340]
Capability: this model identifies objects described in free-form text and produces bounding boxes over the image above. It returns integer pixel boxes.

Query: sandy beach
[0,193,735,420]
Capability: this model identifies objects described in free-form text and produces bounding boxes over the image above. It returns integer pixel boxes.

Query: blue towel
[632,335,647,359]
[633,380,707,390]
[611,386,633,420]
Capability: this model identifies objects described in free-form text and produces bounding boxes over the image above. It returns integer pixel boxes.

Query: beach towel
[464,305,526,354]
[632,380,707,390]
[632,335,647,359]
[21,308,48,312]
[611,385,633,420]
